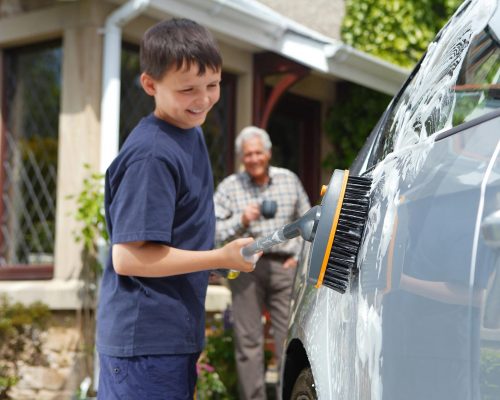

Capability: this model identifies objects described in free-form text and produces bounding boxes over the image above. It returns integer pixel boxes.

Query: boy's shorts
[97,352,200,400]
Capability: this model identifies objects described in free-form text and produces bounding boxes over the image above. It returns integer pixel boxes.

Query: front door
[267,91,321,204]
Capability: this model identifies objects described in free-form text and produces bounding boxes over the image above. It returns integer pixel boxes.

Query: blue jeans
[97,353,200,400]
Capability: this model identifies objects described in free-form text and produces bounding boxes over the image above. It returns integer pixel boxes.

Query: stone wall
[9,312,89,400]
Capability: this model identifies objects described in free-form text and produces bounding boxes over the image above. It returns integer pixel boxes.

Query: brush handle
[240,206,321,257]
[282,206,321,242]
[241,228,287,257]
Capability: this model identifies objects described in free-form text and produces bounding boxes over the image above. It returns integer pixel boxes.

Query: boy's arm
[112,238,257,277]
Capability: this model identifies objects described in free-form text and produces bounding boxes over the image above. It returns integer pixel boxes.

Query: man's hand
[283,256,298,269]
[241,203,261,227]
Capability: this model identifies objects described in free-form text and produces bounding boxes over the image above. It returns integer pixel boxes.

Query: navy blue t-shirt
[96,114,215,357]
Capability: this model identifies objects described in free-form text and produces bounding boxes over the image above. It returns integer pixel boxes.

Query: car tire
[290,367,318,400]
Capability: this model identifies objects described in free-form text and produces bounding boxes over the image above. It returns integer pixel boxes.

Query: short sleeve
[109,156,176,245]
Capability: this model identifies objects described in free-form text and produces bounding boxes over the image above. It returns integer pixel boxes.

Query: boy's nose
[195,93,211,108]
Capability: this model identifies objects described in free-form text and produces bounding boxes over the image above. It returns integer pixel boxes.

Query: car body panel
[284,0,500,398]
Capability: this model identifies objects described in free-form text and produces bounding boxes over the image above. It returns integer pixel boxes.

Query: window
[1,41,61,276]
[453,29,500,125]
[367,1,499,168]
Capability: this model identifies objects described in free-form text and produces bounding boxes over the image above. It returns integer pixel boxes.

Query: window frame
[0,40,63,280]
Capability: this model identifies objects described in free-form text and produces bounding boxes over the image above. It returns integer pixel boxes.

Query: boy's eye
[180,88,193,93]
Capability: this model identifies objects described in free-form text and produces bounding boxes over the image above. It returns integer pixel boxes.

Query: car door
[288,1,500,399]
[355,0,500,398]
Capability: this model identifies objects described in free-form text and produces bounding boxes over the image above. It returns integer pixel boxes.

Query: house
[0,0,408,397]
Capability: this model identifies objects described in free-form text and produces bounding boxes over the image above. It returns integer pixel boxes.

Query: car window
[367,0,499,169]
[453,29,500,125]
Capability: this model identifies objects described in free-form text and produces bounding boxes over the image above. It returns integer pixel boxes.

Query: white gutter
[99,0,150,175]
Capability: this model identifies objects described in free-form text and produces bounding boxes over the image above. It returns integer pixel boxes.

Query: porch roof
[110,0,410,95]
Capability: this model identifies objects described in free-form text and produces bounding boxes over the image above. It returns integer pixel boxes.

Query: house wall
[258,0,346,40]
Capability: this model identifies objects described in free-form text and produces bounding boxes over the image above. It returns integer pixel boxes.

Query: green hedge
[323,83,391,170]
[342,0,463,68]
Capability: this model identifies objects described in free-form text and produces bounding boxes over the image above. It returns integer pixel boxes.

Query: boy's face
[141,63,221,129]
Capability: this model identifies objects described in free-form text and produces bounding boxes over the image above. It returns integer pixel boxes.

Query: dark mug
[261,199,277,219]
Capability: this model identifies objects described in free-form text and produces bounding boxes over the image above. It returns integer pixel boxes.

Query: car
[281,0,500,398]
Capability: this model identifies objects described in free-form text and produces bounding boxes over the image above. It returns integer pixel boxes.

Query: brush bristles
[322,176,371,293]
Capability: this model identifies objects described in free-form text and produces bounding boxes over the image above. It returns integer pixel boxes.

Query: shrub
[323,83,391,170]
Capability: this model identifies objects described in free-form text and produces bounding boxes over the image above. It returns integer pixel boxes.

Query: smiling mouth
[188,109,205,115]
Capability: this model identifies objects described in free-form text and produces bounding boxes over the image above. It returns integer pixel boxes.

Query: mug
[261,199,278,219]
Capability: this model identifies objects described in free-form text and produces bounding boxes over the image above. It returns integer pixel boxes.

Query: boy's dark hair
[140,18,222,79]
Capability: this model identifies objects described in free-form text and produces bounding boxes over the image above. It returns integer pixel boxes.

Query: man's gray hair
[235,126,272,156]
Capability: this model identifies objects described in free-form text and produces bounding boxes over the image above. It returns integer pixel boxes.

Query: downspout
[99,0,150,175]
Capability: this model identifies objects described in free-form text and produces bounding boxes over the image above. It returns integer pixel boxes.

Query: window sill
[0,279,231,311]
[0,279,83,309]
[0,265,53,280]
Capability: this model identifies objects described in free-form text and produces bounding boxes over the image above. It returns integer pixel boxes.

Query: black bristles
[324,175,372,293]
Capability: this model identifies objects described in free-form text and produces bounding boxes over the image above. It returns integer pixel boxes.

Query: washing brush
[238,169,372,293]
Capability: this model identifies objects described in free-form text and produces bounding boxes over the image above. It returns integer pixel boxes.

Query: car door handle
[482,210,500,248]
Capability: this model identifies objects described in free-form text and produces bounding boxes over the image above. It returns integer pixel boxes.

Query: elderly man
[214,126,311,400]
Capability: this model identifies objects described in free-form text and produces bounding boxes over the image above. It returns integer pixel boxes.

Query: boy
[96,18,257,400]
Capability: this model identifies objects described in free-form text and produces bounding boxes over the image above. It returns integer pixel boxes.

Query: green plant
[199,319,238,399]
[0,295,51,399]
[323,83,391,170]
[71,164,108,267]
[196,356,229,399]
[342,0,463,68]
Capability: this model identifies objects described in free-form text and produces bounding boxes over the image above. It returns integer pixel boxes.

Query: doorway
[266,91,321,204]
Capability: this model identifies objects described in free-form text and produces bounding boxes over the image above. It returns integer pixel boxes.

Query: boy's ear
[140,72,156,96]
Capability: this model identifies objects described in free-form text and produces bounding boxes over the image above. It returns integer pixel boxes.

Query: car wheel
[290,367,317,400]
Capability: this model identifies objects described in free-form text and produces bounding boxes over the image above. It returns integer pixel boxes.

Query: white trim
[0,279,231,312]
[0,280,84,310]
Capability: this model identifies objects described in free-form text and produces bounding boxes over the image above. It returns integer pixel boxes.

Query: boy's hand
[222,237,262,272]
